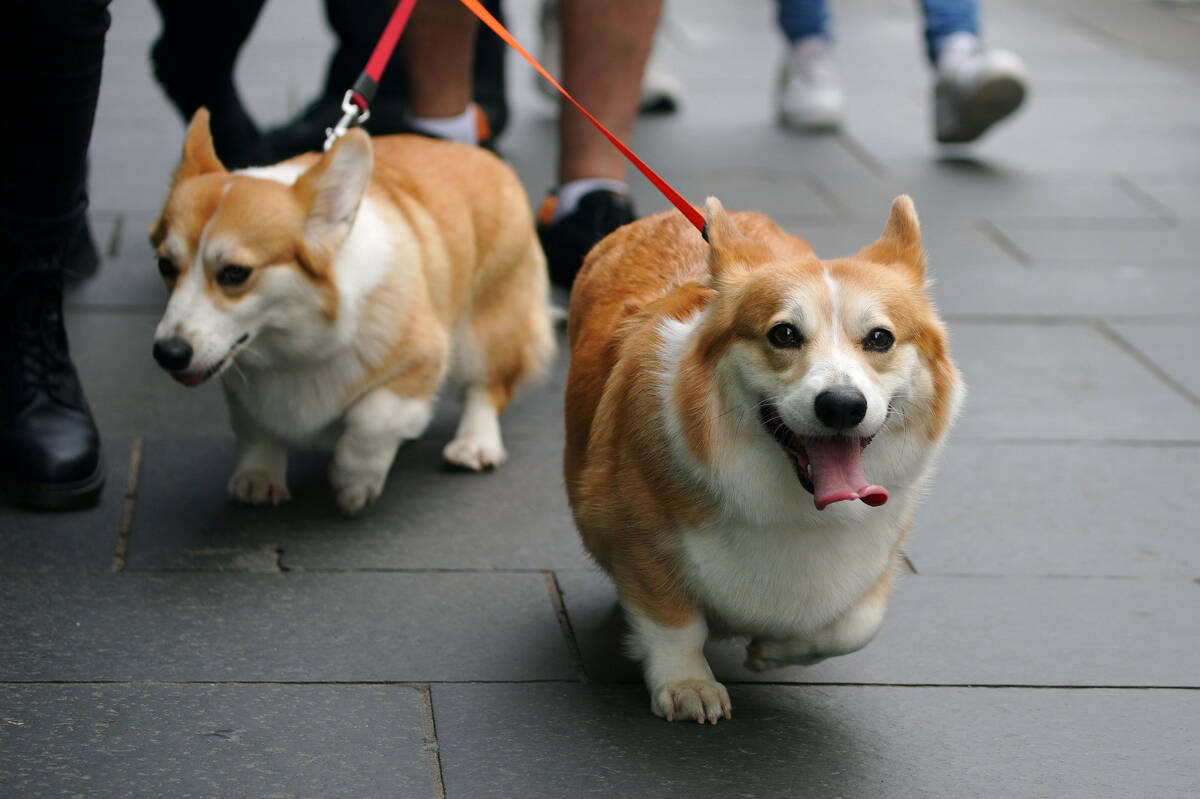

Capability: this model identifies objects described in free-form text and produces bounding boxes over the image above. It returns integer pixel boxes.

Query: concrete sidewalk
[3,0,1199,795]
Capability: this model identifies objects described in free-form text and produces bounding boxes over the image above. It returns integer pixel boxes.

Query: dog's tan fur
[565,197,963,722]
[152,110,553,513]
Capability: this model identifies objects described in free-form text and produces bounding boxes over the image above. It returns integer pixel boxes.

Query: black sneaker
[0,269,104,510]
[537,189,636,290]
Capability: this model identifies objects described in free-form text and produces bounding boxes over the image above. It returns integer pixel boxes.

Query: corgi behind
[151,110,553,514]
[564,196,964,722]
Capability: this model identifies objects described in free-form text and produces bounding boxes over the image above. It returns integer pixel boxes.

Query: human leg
[536,0,662,289]
[0,0,111,509]
[922,0,1027,143]
[150,0,270,167]
[401,0,488,146]
[776,0,843,133]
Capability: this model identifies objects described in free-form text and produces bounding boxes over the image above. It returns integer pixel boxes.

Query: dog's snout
[153,337,193,371]
[814,387,867,430]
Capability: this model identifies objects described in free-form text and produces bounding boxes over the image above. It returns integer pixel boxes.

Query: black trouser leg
[150,0,270,167]
[0,0,112,262]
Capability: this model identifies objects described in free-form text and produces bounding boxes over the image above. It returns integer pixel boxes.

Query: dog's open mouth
[759,403,888,511]
[171,334,248,387]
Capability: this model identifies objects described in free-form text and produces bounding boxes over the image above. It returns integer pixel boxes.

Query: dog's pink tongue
[806,437,889,511]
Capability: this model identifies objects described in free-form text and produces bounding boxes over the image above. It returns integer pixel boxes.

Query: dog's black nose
[153,337,193,371]
[814,387,868,430]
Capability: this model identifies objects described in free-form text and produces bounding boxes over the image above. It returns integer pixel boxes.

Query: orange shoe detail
[472,103,492,146]
[537,195,558,226]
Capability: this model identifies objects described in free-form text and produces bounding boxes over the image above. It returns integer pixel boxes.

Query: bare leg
[402,0,478,118]
[558,0,663,182]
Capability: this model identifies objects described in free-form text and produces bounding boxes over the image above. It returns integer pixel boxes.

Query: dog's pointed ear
[172,108,226,184]
[704,196,773,285]
[857,195,925,280]
[293,128,373,275]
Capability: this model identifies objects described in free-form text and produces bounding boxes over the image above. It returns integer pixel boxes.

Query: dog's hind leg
[444,238,555,472]
[743,557,895,671]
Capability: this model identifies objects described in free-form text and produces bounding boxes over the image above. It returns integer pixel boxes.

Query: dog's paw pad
[744,638,824,670]
[651,679,731,724]
[333,481,381,515]
[228,471,290,506]
[442,438,507,472]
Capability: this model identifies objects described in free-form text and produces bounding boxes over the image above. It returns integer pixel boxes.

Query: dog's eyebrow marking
[822,267,841,349]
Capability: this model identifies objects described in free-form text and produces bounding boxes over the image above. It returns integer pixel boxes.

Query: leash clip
[324,90,372,151]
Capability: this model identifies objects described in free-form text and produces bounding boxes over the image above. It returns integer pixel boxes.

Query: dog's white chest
[678,505,903,638]
[225,359,363,442]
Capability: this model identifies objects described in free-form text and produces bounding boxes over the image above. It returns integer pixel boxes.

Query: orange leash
[456,0,705,233]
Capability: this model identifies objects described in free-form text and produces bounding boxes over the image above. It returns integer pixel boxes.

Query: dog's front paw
[228,470,290,506]
[329,468,385,515]
[743,637,825,671]
[650,679,731,724]
[442,436,507,472]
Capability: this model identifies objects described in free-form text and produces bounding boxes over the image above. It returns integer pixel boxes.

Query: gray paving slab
[432,683,1200,799]
[824,168,1164,225]
[65,311,231,439]
[0,437,129,573]
[0,683,432,799]
[127,428,585,572]
[990,221,1200,263]
[68,211,168,310]
[0,572,573,682]
[929,259,1200,317]
[124,337,581,571]
[555,569,1200,686]
[949,321,1200,441]
[912,441,1200,577]
[1124,173,1200,220]
[1109,320,1200,403]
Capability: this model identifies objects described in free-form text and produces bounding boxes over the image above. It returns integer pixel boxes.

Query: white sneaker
[535,0,684,115]
[778,36,844,133]
[934,32,1027,143]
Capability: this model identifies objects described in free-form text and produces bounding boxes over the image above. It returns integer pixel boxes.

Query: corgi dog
[150,110,554,514]
[564,196,963,722]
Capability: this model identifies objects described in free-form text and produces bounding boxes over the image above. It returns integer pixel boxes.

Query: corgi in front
[564,196,964,722]
[151,110,553,514]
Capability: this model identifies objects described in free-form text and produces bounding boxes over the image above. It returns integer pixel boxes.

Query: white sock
[551,178,629,222]
[409,105,479,146]
[936,32,981,70]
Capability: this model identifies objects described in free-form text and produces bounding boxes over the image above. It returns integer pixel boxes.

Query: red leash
[324,0,419,150]
[325,0,705,234]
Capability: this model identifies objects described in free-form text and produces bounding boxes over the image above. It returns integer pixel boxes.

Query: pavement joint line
[975,218,1032,265]
[416,684,447,799]
[1095,320,1200,409]
[110,435,144,573]
[1113,174,1180,224]
[113,566,591,575]
[833,131,887,178]
[944,314,1200,325]
[4,680,1197,690]
[800,173,856,222]
[949,437,1200,447]
[978,216,1175,230]
[104,214,124,259]
[541,571,590,684]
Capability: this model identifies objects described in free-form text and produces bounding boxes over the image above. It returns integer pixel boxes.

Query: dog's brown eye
[864,327,895,351]
[767,323,803,349]
[157,257,178,279]
[216,265,252,287]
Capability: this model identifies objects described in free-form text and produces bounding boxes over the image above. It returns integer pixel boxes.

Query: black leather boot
[0,268,104,509]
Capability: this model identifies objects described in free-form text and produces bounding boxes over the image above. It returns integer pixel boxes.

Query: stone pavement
[3,0,1199,795]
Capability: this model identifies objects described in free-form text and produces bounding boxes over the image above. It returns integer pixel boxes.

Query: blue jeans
[777,0,979,64]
